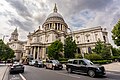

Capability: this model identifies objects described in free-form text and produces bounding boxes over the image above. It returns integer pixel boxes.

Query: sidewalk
[0,65,8,80]
[103,62,120,72]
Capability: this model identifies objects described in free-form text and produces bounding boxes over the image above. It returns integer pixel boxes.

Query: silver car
[29,60,36,66]
[45,60,63,70]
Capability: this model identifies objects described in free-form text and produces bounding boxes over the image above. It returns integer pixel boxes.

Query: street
[8,65,120,80]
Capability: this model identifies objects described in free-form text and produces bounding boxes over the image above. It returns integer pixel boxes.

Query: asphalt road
[8,65,120,80]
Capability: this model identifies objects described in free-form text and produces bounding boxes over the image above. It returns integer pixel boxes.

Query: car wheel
[68,68,72,73]
[45,66,48,69]
[88,70,95,77]
[21,70,24,73]
[52,66,55,70]
[42,65,44,68]
[9,71,12,74]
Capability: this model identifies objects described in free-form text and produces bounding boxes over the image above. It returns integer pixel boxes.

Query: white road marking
[10,75,20,80]
[19,73,27,80]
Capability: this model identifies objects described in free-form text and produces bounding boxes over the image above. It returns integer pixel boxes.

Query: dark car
[9,62,24,74]
[66,59,106,77]
[34,60,44,68]
[45,60,63,70]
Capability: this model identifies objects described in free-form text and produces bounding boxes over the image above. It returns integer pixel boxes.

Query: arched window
[77,47,81,54]
[103,36,106,42]
[46,47,48,54]
[88,47,92,53]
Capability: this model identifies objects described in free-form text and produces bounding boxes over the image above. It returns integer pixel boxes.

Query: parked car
[66,59,106,77]
[9,63,24,74]
[29,60,36,66]
[45,60,63,70]
[34,60,44,68]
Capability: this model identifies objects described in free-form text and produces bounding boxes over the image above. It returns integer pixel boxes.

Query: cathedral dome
[42,4,68,32]
[47,12,63,19]
[45,4,64,22]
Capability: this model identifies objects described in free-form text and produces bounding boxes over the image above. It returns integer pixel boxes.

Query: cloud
[6,0,32,18]
[8,17,34,31]
[46,0,113,15]
[5,0,49,32]
[1,0,120,47]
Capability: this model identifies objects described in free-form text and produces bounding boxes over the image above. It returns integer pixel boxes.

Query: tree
[64,37,77,58]
[92,39,103,54]
[0,39,14,61]
[92,39,111,59]
[111,47,120,56]
[47,40,63,59]
[84,53,102,60]
[112,20,120,46]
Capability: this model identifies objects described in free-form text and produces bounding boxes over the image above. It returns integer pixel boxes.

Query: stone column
[42,48,46,60]
[59,24,61,30]
[49,24,50,29]
[62,25,64,31]
[40,48,42,59]
[26,49,29,56]
[52,23,54,29]
[54,23,55,30]
[30,47,33,55]
[60,24,62,30]
[33,46,36,59]
[37,47,40,60]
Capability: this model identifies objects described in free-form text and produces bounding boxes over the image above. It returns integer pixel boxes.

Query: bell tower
[9,28,18,42]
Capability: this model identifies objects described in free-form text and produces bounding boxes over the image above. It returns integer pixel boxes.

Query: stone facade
[7,4,109,60]
[7,28,27,60]
[73,26,108,56]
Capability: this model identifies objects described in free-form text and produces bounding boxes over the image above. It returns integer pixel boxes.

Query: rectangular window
[73,60,78,64]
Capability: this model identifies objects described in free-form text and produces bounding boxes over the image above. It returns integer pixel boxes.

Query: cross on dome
[53,3,57,13]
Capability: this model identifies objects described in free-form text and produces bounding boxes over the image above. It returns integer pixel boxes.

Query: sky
[0,0,120,47]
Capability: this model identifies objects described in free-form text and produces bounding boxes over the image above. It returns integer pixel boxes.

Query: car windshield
[52,60,60,64]
[38,60,42,63]
[13,63,22,66]
[85,59,94,65]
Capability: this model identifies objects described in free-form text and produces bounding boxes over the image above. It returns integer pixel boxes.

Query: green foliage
[92,60,112,64]
[58,58,68,61]
[100,46,111,59]
[84,53,102,60]
[111,47,120,56]
[47,40,63,60]
[92,40,103,54]
[92,39,111,59]
[112,20,120,46]
[75,53,83,59]
[0,39,14,61]
[64,37,77,58]
[59,61,68,64]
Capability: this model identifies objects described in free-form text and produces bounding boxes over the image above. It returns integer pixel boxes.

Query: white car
[29,60,36,66]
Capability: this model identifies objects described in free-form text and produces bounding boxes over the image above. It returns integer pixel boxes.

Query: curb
[2,66,9,80]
